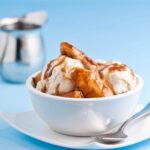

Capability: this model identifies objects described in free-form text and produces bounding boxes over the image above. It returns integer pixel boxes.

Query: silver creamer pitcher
[0,11,48,83]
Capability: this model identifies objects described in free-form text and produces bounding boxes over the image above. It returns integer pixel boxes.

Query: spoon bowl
[94,103,150,144]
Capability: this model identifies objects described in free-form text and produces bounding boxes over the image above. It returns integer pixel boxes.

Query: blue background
[0,0,150,149]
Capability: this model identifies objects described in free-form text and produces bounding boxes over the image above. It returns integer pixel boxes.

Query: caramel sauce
[43,56,66,80]
[83,55,97,67]
[41,85,47,93]
[43,59,55,79]
[102,84,114,96]
[61,65,71,80]
[102,78,115,96]
[61,67,66,73]
[32,72,42,87]
[99,64,113,72]
[55,84,60,95]
[48,56,66,77]
[108,63,127,73]
[99,71,104,79]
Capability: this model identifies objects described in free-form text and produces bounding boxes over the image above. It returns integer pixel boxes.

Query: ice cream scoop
[97,61,137,94]
[36,55,84,95]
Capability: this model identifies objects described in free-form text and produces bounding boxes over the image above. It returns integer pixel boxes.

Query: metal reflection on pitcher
[0,11,48,83]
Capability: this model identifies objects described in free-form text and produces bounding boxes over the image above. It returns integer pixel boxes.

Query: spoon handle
[133,102,150,119]
[118,102,150,131]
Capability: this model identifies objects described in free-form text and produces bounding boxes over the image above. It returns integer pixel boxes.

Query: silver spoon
[94,102,150,144]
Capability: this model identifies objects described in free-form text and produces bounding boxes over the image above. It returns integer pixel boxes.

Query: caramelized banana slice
[60,42,98,70]
[32,72,42,87]
[71,68,105,98]
[60,91,83,98]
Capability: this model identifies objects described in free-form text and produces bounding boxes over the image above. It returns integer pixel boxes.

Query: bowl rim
[26,71,144,102]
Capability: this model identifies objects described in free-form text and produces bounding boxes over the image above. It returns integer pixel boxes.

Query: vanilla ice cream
[34,42,138,98]
[36,56,84,95]
[98,61,137,94]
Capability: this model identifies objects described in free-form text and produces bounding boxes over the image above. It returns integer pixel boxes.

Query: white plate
[0,104,150,149]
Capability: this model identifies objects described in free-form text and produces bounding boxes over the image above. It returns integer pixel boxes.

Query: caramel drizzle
[49,56,66,77]
[108,63,136,81]
[41,84,47,93]
[43,56,66,80]
[101,63,127,95]
[55,84,60,95]
[108,63,127,73]
[32,72,42,87]
[99,64,112,72]
[43,59,56,79]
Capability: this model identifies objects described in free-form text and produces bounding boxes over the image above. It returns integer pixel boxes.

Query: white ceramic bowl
[26,72,144,136]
